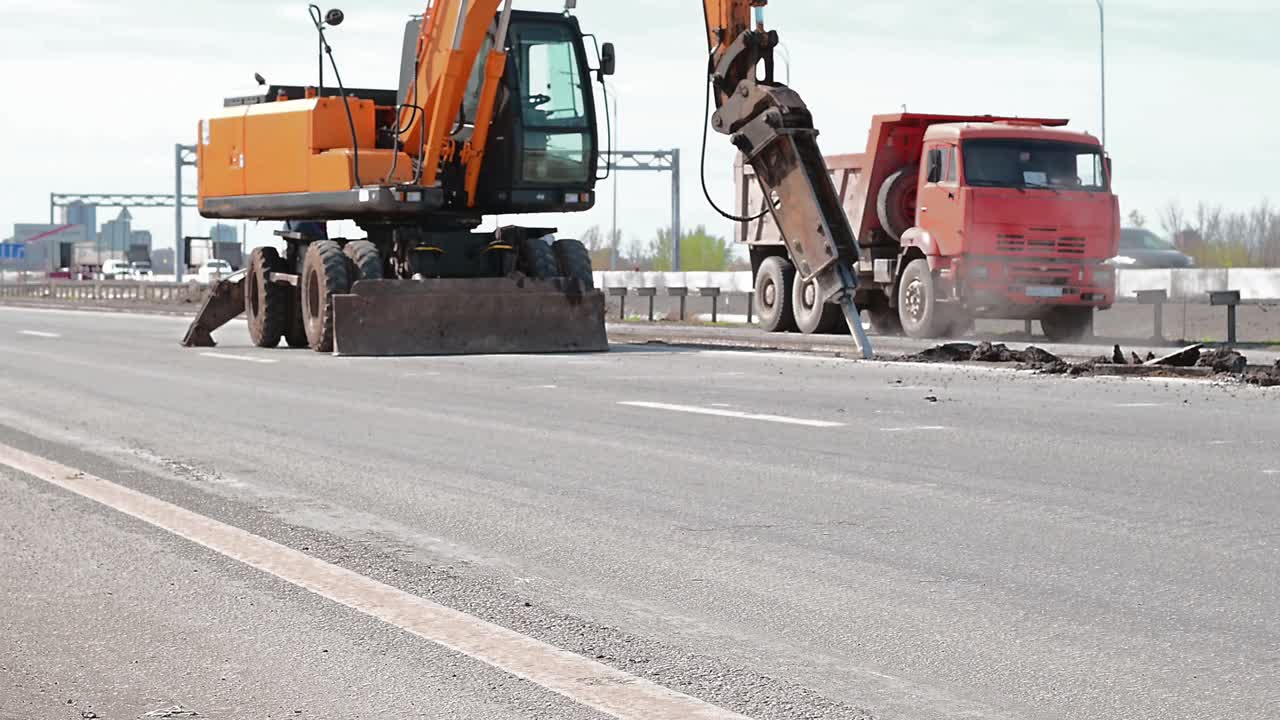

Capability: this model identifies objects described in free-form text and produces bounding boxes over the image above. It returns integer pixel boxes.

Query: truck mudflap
[181,271,247,347]
[329,277,608,357]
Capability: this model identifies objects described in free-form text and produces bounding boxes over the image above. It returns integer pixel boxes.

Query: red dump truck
[736,113,1120,340]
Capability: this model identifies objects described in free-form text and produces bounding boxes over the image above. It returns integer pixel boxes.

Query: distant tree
[1127,209,1147,228]
[647,226,732,272]
[1154,200,1280,268]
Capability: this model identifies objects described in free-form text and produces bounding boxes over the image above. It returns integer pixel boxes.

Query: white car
[101,259,132,279]
[197,259,235,283]
[128,261,154,280]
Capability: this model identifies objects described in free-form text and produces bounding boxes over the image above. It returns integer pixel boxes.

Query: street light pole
[1096,0,1106,147]
[608,83,620,271]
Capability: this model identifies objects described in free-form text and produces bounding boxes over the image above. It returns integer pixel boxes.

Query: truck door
[917,143,962,257]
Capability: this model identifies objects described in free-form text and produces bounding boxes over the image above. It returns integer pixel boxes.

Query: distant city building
[4,223,91,272]
[210,223,238,247]
[61,201,97,248]
[98,208,134,259]
[152,248,175,274]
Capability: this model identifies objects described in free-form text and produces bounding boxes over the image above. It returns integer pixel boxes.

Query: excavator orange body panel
[199,98,413,201]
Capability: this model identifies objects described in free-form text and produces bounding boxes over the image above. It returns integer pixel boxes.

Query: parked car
[101,259,132,279]
[196,259,235,283]
[128,261,154,280]
[1109,228,1197,269]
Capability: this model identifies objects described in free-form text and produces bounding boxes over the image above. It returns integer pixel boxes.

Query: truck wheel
[897,258,945,339]
[755,255,798,333]
[517,237,559,279]
[1040,307,1093,343]
[877,165,919,242]
[552,239,595,289]
[792,277,842,334]
[863,295,902,336]
[343,240,384,283]
[301,240,351,353]
[245,247,289,348]
[284,286,309,349]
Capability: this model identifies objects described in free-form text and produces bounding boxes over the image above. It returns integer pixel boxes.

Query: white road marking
[880,426,952,433]
[619,401,844,428]
[199,352,278,365]
[19,330,61,338]
[0,443,749,720]
[1113,403,1166,408]
[530,385,559,389]
[1264,470,1279,476]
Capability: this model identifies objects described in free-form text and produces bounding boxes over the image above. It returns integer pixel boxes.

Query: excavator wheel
[552,239,595,289]
[245,247,290,348]
[284,286,309,349]
[301,240,351,353]
[343,240,385,283]
[792,276,843,335]
[754,255,798,333]
[517,237,559,279]
[877,165,919,242]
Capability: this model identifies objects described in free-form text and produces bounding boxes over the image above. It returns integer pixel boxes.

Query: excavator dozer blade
[181,272,247,348]
[330,277,609,357]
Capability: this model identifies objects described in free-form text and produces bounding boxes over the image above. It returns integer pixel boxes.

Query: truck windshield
[511,22,592,185]
[963,140,1108,192]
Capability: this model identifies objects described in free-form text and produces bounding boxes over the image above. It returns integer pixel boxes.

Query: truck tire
[343,240,384,283]
[284,287,309,349]
[877,165,918,242]
[552,239,595,289]
[792,277,843,335]
[897,258,945,339]
[517,237,559,279]
[1041,307,1093,343]
[245,247,289,348]
[755,255,798,333]
[863,294,902,336]
[301,240,351,353]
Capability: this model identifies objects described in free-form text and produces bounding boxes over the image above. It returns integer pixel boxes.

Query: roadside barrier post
[1209,290,1242,345]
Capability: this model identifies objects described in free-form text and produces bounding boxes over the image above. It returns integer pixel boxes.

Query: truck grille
[996,233,1088,256]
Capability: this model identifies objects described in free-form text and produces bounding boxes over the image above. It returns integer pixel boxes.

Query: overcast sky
[2,0,1277,254]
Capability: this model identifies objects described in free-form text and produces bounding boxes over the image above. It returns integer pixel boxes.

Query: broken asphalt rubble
[901,341,1280,386]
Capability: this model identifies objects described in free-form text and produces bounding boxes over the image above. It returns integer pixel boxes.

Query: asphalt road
[1,306,1277,720]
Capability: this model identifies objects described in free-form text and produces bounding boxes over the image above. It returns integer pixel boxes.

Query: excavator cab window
[511,21,593,184]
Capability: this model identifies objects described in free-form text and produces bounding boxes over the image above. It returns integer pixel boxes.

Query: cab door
[917,142,962,257]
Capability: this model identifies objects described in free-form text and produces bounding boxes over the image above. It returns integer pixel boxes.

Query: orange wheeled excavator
[182,1,873,358]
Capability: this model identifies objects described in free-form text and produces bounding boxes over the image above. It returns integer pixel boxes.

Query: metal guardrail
[0,278,206,303]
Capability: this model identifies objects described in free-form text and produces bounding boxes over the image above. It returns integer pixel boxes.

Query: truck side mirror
[1104,156,1113,180]
[599,42,616,79]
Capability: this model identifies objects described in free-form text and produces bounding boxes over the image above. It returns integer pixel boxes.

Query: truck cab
[902,121,1119,337]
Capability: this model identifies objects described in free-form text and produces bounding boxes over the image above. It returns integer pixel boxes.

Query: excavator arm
[703,0,873,357]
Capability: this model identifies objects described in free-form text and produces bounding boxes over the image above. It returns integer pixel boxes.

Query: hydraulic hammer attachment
[181,271,247,348]
[711,28,874,359]
[329,276,608,357]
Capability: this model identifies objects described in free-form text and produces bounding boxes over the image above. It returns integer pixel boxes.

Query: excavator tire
[245,247,289,348]
[301,240,351,353]
[343,240,384,283]
[552,239,595,289]
[517,237,559,279]
[284,287,309,348]
[755,255,798,333]
[877,165,918,242]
